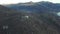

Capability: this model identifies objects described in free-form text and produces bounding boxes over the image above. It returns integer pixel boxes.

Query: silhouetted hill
[0,5,60,34]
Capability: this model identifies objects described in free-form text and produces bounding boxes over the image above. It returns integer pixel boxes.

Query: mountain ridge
[4,1,60,14]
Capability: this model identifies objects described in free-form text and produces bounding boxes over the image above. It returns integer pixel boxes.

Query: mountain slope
[0,5,60,34]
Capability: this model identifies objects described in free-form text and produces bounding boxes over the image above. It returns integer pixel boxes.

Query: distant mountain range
[4,1,60,14]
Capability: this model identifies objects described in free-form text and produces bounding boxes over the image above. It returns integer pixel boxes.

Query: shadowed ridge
[0,5,18,14]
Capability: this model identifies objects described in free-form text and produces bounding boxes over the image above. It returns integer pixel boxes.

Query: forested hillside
[0,5,60,34]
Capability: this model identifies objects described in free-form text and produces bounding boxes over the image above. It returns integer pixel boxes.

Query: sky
[0,0,60,4]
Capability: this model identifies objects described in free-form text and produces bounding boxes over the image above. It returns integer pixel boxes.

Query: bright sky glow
[0,0,60,4]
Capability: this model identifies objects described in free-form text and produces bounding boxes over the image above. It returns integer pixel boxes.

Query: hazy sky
[0,0,60,4]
